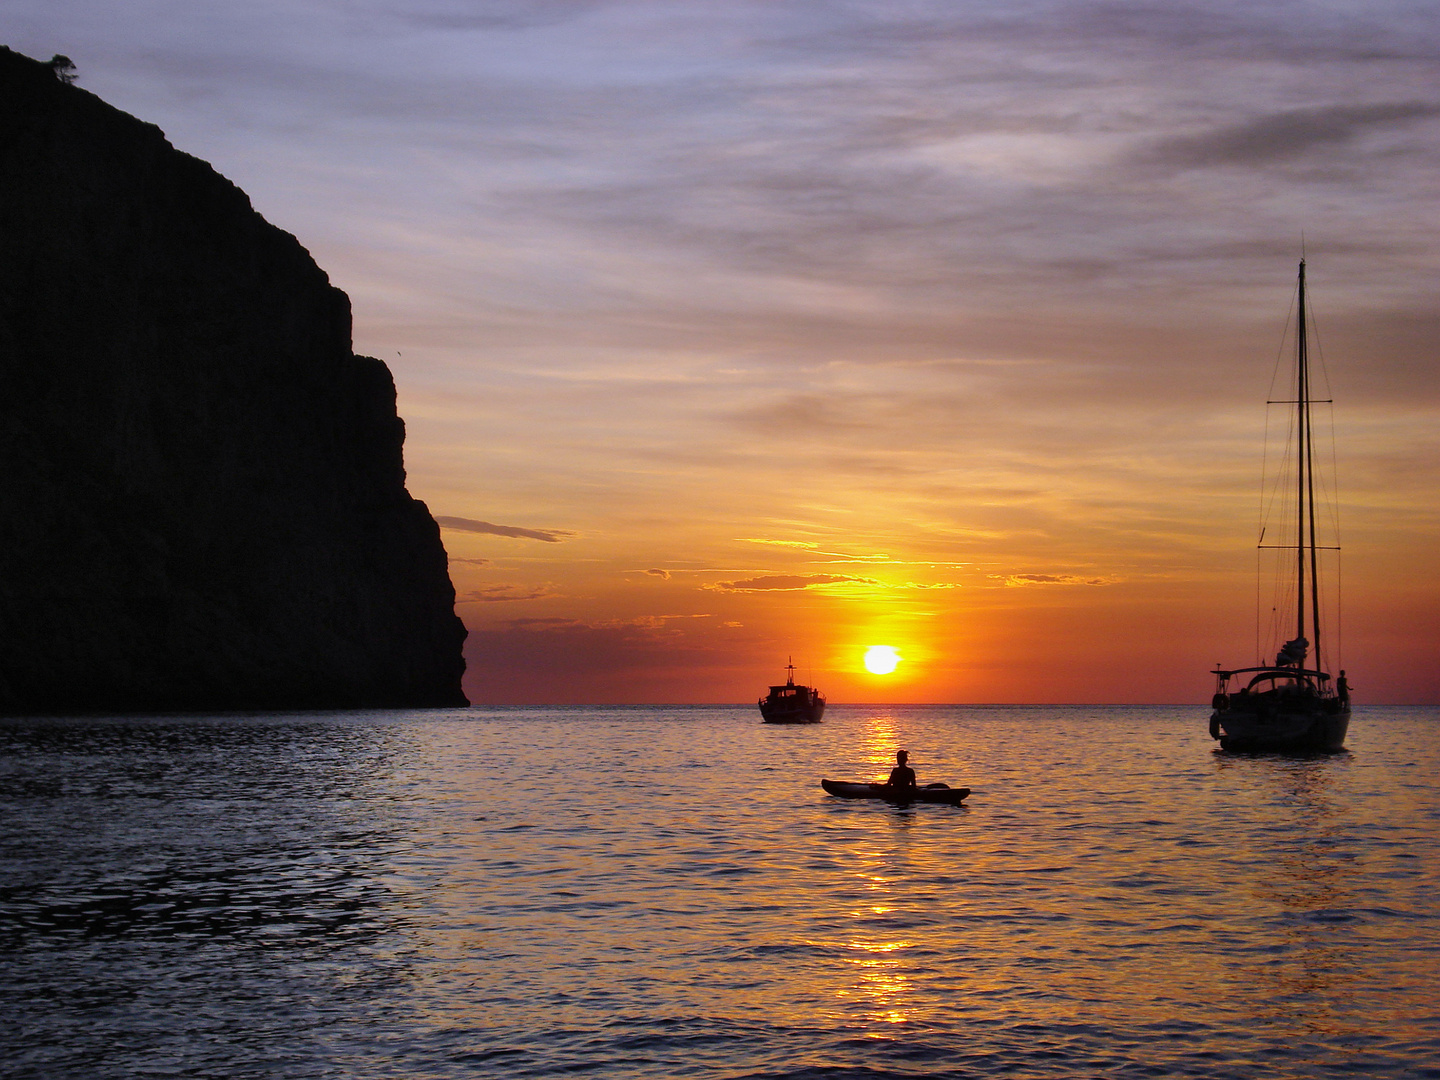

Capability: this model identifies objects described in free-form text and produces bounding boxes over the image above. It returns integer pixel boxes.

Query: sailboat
[1209,260,1352,752]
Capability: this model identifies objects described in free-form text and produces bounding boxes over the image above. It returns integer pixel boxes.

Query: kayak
[821,779,970,805]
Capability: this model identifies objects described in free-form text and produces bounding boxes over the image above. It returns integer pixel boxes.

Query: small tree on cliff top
[48,55,77,84]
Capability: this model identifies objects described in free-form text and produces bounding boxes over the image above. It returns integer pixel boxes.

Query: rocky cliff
[0,47,468,712]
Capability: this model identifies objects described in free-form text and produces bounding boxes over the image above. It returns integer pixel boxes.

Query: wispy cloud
[436,516,574,542]
[993,573,1110,588]
[706,574,880,592]
[736,538,891,561]
[458,583,560,602]
[735,539,821,549]
[386,0,602,33]
[486,612,707,632]
[1134,103,1440,170]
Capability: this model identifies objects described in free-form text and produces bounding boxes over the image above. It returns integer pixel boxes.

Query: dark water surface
[2,705,1437,1079]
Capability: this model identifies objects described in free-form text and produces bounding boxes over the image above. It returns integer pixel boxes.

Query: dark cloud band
[436,516,574,542]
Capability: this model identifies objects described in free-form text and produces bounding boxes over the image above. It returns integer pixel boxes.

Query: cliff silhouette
[0,47,468,711]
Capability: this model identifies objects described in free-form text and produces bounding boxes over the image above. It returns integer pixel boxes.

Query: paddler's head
[896,750,908,764]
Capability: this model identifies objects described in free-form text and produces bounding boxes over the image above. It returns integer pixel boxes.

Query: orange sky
[12,3,1439,702]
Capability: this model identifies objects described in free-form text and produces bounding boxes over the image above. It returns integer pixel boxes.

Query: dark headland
[0,47,468,712]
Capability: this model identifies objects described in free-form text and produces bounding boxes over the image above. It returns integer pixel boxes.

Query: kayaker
[887,749,916,791]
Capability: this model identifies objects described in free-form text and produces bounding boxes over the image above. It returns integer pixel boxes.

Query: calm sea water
[2,705,1437,1079]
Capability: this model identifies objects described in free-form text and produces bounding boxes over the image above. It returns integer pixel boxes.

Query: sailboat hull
[1211,702,1349,752]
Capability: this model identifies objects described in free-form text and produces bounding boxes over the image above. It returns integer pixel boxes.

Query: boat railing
[1213,665,1337,700]
[1212,665,1332,681]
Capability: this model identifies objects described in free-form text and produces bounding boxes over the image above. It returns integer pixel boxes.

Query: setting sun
[863,646,902,675]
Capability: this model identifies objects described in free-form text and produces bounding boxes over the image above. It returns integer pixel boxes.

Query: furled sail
[1275,637,1309,667]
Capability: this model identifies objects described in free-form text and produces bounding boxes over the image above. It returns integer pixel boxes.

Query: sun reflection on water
[835,936,915,1025]
[816,869,926,1027]
[858,713,903,778]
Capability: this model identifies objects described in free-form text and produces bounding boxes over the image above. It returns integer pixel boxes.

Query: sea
[2,704,1437,1079]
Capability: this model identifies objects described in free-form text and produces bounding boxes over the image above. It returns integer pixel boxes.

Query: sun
[863,645,901,675]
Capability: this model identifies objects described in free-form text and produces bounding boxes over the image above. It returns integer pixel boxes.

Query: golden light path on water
[827,711,919,1029]
[837,928,915,1028]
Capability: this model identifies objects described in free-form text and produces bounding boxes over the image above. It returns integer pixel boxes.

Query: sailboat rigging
[1208,260,1351,752]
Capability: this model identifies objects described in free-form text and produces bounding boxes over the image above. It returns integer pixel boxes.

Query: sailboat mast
[1302,263,1323,666]
[1295,260,1308,649]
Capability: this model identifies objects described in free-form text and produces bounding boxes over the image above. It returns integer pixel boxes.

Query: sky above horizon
[11,1,1439,703]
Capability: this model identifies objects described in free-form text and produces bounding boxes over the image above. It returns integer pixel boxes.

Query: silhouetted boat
[758,659,825,723]
[1209,260,1351,752]
[821,779,970,804]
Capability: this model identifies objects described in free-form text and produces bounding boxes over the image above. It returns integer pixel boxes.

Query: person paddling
[887,749,916,792]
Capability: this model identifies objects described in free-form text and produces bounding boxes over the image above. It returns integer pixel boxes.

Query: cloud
[736,537,891,561]
[701,572,957,592]
[643,568,671,579]
[458,583,559,602]
[448,556,492,565]
[384,0,602,33]
[1135,103,1440,170]
[483,613,706,632]
[706,573,880,592]
[994,573,1110,588]
[435,516,575,542]
[630,613,712,627]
